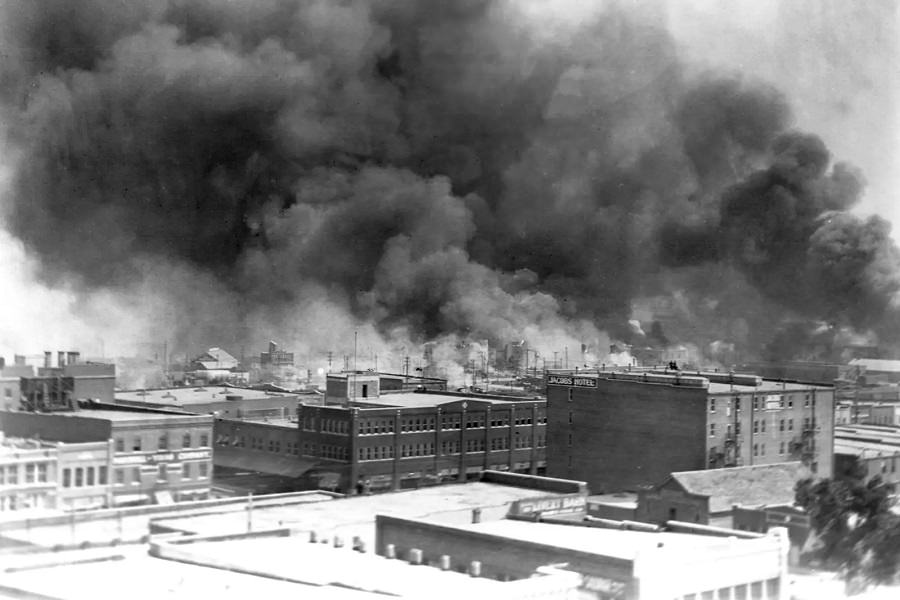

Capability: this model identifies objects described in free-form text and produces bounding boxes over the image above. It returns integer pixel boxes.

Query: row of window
[709,395,819,413]
[115,431,209,453]
[318,444,348,460]
[221,435,301,457]
[359,414,547,435]
[62,466,108,488]
[709,418,818,437]
[302,417,349,435]
[113,462,208,485]
[0,463,50,486]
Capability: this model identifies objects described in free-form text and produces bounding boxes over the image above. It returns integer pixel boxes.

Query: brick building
[546,370,834,493]
[0,409,213,505]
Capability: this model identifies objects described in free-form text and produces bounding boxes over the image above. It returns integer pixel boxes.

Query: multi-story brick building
[546,369,834,493]
[0,408,213,505]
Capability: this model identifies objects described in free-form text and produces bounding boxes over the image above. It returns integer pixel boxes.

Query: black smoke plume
[1,0,897,368]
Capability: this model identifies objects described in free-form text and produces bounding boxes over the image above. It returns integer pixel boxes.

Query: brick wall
[547,379,707,492]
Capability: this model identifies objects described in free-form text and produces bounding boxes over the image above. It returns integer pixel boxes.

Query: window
[200,433,209,447]
[133,436,142,452]
[63,468,72,488]
[709,398,716,413]
[38,464,48,483]
[779,442,785,455]
[86,466,95,486]
[567,388,573,402]
[98,466,107,485]
[158,434,168,451]
[753,420,759,434]
[753,444,758,457]
[779,419,785,432]
[734,398,741,411]
[568,433,573,446]
[199,463,208,478]
[182,433,192,448]
[761,443,766,456]
[182,463,191,479]
[115,438,125,452]
[788,419,794,431]
[568,411,573,424]
[75,467,84,487]
[761,419,766,433]
[115,469,125,485]
[157,464,167,482]
[8,466,17,485]
[25,464,36,484]
[787,398,793,408]
[709,423,716,437]
[132,467,140,483]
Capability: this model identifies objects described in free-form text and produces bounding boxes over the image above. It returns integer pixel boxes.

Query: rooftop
[459,519,735,561]
[7,408,212,423]
[350,391,537,409]
[835,425,900,457]
[151,481,574,546]
[669,462,807,513]
[116,386,296,406]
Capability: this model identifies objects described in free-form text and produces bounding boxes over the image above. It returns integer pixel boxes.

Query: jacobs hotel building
[545,369,834,493]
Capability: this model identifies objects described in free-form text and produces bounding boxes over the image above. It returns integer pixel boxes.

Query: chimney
[67,351,79,366]
[44,351,52,369]
[58,351,66,368]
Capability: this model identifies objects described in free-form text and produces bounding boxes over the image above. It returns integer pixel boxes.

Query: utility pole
[403,356,410,377]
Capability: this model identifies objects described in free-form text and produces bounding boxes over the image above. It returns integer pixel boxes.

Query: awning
[214,446,317,478]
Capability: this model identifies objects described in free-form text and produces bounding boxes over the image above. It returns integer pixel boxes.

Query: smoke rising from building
[0,0,897,370]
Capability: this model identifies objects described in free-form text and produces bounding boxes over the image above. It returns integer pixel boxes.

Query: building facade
[0,409,213,505]
[0,437,57,513]
[546,370,834,493]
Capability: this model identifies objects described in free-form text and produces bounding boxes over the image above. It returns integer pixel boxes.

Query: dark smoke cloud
[1,0,897,366]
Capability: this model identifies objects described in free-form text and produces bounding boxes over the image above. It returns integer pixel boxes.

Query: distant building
[546,369,834,492]
[834,424,900,487]
[635,462,808,528]
[187,348,248,385]
[0,364,33,411]
[115,386,301,420]
[0,409,213,505]
[14,351,115,411]
[259,341,294,368]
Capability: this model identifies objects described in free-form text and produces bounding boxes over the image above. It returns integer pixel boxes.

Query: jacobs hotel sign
[547,375,597,388]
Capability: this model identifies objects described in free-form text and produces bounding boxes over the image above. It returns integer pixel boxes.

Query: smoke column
[0,0,897,373]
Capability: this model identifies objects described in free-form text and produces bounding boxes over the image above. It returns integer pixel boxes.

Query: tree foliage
[795,462,900,592]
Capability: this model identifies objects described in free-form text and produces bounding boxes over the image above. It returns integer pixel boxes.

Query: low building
[187,348,248,385]
[376,506,790,599]
[834,424,900,486]
[115,386,300,420]
[0,408,213,505]
[635,462,808,528]
[0,364,33,411]
[0,436,57,514]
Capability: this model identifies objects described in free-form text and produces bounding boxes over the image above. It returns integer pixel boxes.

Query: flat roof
[707,380,831,394]
[1,546,375,600]
[116,386,296,406]
[22,409,211,423]
[352,392,535,409]
[152,481,572,546]
[461,520,733,561]
[168,536,510,596]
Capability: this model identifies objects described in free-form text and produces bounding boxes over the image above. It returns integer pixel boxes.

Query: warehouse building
[546,369,834,492]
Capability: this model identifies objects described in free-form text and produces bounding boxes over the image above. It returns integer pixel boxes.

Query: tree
[794,463,900,593]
